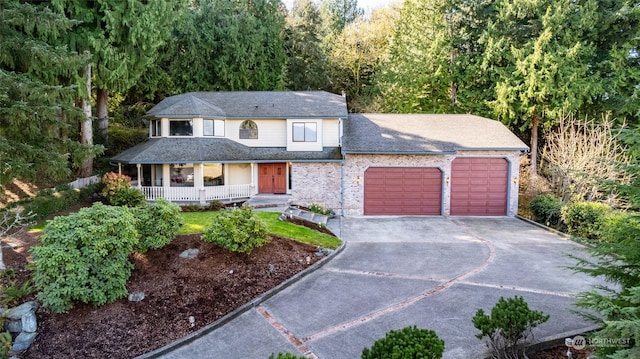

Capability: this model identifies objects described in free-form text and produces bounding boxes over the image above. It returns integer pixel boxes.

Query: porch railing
[140,184,251,203]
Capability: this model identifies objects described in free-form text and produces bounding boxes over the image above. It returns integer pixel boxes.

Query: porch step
[245,194,292,209]
[280,206,329,226]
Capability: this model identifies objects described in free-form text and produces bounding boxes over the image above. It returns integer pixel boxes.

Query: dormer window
[170,120,193,136]
[204,119,225,137]
[292,122,317,142]
[239,120,258,139]
[150,120,162,137]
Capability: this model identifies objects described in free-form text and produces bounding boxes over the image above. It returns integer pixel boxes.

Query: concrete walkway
[142,217,603,359]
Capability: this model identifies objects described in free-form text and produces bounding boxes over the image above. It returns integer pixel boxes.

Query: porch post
[250,162,255,195]
[199,163,205,204]
[118,162,122,175]
[136,164,142,189]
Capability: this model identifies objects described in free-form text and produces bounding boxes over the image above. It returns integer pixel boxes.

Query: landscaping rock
[128,291,145,302]
[12,331,37,352]
[21,312,37,333]
[4,319,22,333]
[4,301,38,320]
[179,248,199,259]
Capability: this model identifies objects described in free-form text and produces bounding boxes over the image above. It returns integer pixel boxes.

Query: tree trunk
[96,88,109,145]
[529,115,539,181]
[79,64,93,177]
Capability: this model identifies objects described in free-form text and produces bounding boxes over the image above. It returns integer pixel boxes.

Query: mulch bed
[3,231,322,359]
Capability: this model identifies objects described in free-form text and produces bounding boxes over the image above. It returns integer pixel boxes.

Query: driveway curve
[145,217,603,359]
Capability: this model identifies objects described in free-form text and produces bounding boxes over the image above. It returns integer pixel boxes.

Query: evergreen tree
[141,0,287,95]
[321,0,363,34]
[0,0,100,188]
[285,0,331,90]
[481,0,601,178]
[50,0,182,144]
[374,0,454,113]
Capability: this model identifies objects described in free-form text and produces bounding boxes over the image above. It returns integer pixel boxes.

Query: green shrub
[202,207,269,254]
[0,279,34,307]
[22,188,81,220]
[110,187,147,207]
[598,211,640,244]
[78,182,103,201]
[473,296,549,359]
[528,194,564,230]
[31,203,138,313]
[0,322,11,359]
[361,325,444,359]
[561,201,611,240]
[133,199,183,253]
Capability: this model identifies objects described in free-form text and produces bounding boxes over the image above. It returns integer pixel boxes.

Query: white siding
[225,163,252,185]
[226,119,287,147]
[322,119,340,147]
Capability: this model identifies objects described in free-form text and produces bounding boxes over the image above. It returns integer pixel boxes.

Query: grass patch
[180,210,341,249]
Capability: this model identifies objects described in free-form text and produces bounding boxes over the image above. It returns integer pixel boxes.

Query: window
[150,120,162,137]
[239,120,258,139]
[204,119,225,137]
[170,164,194,187]
[169,120,193,136]
[292,122,317,142]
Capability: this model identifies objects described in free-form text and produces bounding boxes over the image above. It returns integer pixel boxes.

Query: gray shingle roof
[343,114,529,154]
[145,91,348,119]
[111,138,342,164]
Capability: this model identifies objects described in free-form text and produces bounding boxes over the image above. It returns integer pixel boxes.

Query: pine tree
[0,0,100,188]
[146,0,287,94]
[481,0,601,178]
[50,0,182,144]
[285,0,331,91]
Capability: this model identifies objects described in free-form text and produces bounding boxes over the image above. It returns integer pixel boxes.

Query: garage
[450,158,508,216]
[364,167,442,215]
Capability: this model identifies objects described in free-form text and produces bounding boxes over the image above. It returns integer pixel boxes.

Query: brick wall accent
[291,162,342,212]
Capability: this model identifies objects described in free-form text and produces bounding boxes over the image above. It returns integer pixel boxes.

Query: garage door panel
[451,158,508,216]
[365,167,442,215]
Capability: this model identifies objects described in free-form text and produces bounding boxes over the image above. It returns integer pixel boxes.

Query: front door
[258,163,287,194]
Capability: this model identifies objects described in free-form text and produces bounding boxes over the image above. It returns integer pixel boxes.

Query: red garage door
[364,167,442,215]
[450,158,508,216]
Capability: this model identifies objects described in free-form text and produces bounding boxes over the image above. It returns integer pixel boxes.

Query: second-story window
[239,120,258,139]
[169,120,193,136]
[204,119,225,136]
[151,120,162,137]
[292,122,317,142]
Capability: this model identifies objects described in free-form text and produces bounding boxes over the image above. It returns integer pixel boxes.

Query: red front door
[258,163,287,194]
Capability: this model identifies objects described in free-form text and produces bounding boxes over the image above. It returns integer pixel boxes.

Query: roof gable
[343,114,529,154]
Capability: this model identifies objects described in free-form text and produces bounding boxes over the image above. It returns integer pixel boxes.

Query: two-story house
[112,91,529,216]
[111,91,347,210]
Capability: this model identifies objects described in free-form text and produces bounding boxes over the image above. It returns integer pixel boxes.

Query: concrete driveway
[144,217,603,359]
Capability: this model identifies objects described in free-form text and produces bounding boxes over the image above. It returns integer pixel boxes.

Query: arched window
[239,120,258,139]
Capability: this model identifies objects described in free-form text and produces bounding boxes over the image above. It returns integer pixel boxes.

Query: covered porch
[122,162,257,204]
